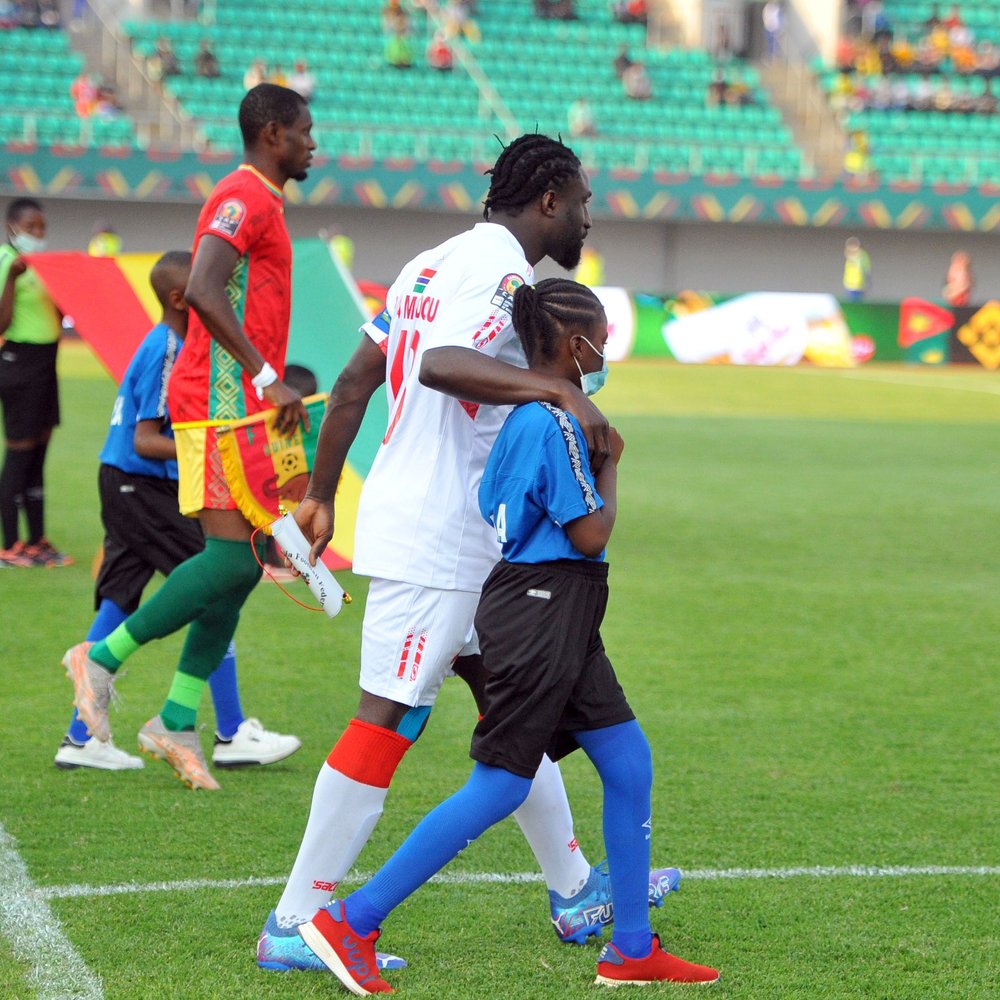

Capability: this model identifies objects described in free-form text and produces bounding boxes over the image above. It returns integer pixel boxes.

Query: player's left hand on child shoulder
[608,426,625,464]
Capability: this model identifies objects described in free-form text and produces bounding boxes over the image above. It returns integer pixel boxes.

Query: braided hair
[483,134,581,220]
[511,278,603,365]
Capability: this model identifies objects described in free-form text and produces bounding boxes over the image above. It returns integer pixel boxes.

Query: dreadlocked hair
[512,278,603,365]
[482,133,581,220]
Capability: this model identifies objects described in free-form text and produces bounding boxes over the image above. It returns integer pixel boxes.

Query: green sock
[89,624,140,672]
[122,536,263,646]
[161,673,207,732]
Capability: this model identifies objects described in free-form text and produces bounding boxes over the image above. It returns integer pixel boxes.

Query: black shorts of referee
[471,558,635,779]
[95,463,204,614]
[0,340,59,439]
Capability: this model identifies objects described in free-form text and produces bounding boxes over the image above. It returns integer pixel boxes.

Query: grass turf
[0,345,997,998]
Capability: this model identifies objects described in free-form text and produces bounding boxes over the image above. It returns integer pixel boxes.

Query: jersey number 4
[493,503,507,544]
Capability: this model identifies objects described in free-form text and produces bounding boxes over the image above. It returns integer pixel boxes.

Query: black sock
[0,447,33,548]
[23,440,49,544]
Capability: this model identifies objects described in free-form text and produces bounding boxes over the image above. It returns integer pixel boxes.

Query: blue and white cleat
[550,862,682,945]
[257,910,407,972]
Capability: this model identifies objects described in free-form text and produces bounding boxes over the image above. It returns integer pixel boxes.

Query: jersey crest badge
[491,273,525,314]
[209,199,247,238]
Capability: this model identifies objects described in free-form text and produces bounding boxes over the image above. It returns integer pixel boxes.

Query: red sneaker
[297,900,394,995]
[595,934,719,986]
[0,541,36,567]
[31,538,74,567]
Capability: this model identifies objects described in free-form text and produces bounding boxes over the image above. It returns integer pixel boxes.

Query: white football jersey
[353,223,534,590]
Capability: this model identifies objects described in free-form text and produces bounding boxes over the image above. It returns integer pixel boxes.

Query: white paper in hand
[270,513,345,618]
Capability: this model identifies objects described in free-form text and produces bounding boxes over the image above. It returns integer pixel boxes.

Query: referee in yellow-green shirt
[0,197,72,567]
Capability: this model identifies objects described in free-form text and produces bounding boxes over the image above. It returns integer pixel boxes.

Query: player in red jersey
[62,84,315,789]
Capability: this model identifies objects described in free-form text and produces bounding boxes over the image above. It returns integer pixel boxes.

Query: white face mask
[9,230,47,254]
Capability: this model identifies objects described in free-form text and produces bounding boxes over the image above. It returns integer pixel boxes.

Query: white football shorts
[359,578,482,708]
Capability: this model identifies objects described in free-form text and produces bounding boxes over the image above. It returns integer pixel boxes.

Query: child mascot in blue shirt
[298,278,720,992]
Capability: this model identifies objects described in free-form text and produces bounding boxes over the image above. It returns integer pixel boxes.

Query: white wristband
[251,362,278,399]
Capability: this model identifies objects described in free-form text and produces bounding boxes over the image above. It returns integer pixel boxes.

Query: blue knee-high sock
[207,641,243,739]
[345,763,532,935]
[67,599,129,743]
[576,721,654,959]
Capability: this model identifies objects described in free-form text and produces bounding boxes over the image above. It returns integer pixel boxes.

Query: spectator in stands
[923,3,941,34]
[891,34,915,70]
[243,58,266,90]
[828,70,855,116]
[724,78,754,106]
[268,64,288,87]
[842,237,871,300]
[843,131,872,180]
[148,36,180,81]
[0,1,18,29]
[928,20,951,59]
[536,0,577,19]
[855,0,883,39]
[852,38,881,75]
[974,77,997,114]
[38,0,60,28]
[195,39,220,79]
[613,44,634,79]
[622,61,652,100]
[427,32,454,72]
[567,97,597,137]
[913,37,943,74]
[385,26,414,69]
[94,81,123,118]
[611,0,647,25]
[952,85,976,114]
[382,0,409,36]
[942,4,964,32]
[70,70,97,118]
[868,76,892,111]
[911,72,935,110]
[952,37,977,76]
[890,75,910,110]
[949,18,973,54]
[875,33,897,73]
[288,60,316,101]
[707,70,729,107]
[443,0,481,44]
[933,79,956,112]
[973,41,1000,78]
[12,0,62,28]
[762,0,783,62]
[943,250,974,308]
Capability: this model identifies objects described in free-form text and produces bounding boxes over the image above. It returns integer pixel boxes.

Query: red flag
[898,298,954,348]
[26,252,155,382]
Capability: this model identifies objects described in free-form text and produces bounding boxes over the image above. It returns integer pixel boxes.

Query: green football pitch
[1,345,998,999]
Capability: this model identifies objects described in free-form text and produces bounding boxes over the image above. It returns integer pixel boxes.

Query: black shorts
[95,464,204,613]
[0,341,59,439]
[471,559,635,779]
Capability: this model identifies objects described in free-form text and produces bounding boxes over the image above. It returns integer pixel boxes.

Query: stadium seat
[111,0,805,177]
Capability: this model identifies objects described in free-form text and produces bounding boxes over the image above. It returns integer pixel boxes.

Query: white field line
[0,822,104,1000]
[803,368,1000,395]
[37,864,1000,901]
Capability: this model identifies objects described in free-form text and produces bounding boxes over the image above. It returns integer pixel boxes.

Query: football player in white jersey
[257,135,680,973]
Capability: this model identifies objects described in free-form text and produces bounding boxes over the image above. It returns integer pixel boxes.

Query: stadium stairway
[757,59,846,178]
